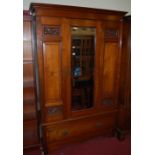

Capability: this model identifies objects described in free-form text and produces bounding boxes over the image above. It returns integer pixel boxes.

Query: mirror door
[71,26,96,111]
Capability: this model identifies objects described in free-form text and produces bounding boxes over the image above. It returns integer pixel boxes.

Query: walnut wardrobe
[26,3,129,153]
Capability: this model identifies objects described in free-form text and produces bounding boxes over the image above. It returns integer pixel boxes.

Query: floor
[24,134,131,155]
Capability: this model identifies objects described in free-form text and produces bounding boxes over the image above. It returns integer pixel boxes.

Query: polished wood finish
[30,3,127,152]
[43,42,63,107]
[23,11,40,149]
[30,3,126,21]
[45,111,117,151]
[118,16,131,131]
[102,43,119,96]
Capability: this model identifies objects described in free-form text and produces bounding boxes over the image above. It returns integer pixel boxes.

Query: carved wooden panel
[104,29,118,39]
[102,98,113,105]
[102,43,119,96]
[44,26,60,36]
[47,106,63,116]
[43,42,63,107]
[45,106,63,122]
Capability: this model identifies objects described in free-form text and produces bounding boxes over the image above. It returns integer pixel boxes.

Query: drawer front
[45,112,116,143]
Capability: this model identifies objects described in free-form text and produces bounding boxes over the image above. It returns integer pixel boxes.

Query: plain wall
[23,0,131,14]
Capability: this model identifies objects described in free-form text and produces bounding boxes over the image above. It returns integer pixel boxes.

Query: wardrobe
[24,3,130,153]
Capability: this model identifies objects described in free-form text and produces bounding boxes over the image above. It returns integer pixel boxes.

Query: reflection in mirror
[71,27,96,111]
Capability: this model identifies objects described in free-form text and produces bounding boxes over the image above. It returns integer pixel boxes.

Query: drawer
[45,113,116,143]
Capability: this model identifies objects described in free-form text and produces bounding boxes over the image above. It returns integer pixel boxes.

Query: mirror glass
[71,27,96,111]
